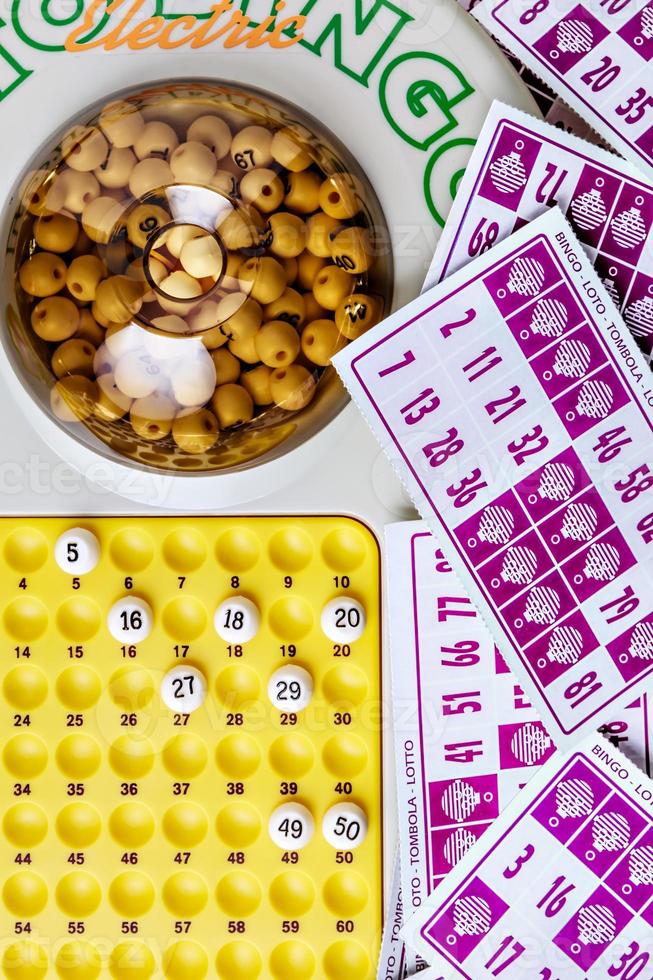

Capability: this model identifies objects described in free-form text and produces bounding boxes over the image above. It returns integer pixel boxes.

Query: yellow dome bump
[3,803,48,848]
[162,596,207,641]
[162,528,207,572]
[108,872,155,917]
[215,664,260,708]
[4,528,48,572]
[56,803,101,847]
[108,803,155,848]
[322,734,368,778]
[56,734,101,778]
[268,528,314,571]
[162,941,208,980]
[55,872,101,917]
[322,664,368,706]
[2,871,48,916]
[2,940,48,979]
[215,872,261,917]
[109,736,154,779]
[54,941,101,979]
[162,872,208,917]
[216,734,260,778]
[162,734,207,778]
[269,941,315,980]
[56,665,101,709]
[3,665,48,709]
[108,666,155,710]
[109,529,154,572]
[56,597,101,641]
[269,734,314,778]
[3,734,48,778]
[324,941,370,980]
[215,802,261,848]
[269,871,315,916]
[215,942,261,979]
[321,527,367,571]
[268,596,313,640]
[162,803,208,847]
[3,597,48,641]
[108,942,155,979]
[215,528,260,572]
[323,871,369,916]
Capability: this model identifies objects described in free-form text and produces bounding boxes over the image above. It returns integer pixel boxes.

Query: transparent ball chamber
[3,80,393,473]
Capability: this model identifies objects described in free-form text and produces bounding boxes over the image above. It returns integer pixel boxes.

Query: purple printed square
[566,165,622,251]
[476,529,552,606]
[498,720,555,769]
[534,6,610,73]
[601,183,653,265]
[552,363,630,438]
[621,271,653,357]
[454,490,530,567]
[431,822,491,877]
[532,757,611,842]
[607,612,653,682]
[530,323,608,400]
[554,884,632,969]
[515,447,591,522]
[569,796,648,878]
[422,876,508,962]
[429,774,500,828]
[523,610,599,686]
[479,125,542,211]
[618,1,653,61]
[506,281,586,358]
[483,240,562,317]
[605,827,653,912]
[594,254,635,310]
[562,527,636,602]
[539,487,613,564]
[502,569,576,644]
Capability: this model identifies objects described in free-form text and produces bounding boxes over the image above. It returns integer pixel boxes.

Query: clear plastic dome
[4,80,393,473]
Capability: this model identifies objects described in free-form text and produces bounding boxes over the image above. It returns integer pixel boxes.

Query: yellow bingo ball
[269,365,316,411]
[264,288,305,328]
[34,212,79,253]
[99,100,145,148]
[240,168,285,213]
[329,226,373,274]
[318,173,362,219]
[20,252,67,297]
[254,320,300,368]
[271,127,312,172]
[212,348,241,385]
[301,319,347,366]
[172,409,220,454]
[51,339,96,379]
[335,293,383,340]
[267,212,306,259]
[211,384,254,428]
[231,125,273,171]
[284,171,321,214]
[240,365,273,406]
[239,256,286,305]
[312,266,353,311]
[305,212,341,258]
[31,296,79,342]
[66,255,105,303]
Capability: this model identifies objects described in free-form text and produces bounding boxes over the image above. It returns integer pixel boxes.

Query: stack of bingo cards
[335,206,653,977]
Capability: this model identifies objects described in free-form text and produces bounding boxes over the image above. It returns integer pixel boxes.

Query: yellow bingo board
[0,517,382,979]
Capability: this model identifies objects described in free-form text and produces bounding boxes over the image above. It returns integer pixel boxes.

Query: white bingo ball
[114,351,163,399]
[108,596,153,644]
[268,665,313,712]
[320,597,366,642]
[322,803,367,850]
[269,803,314,851]
[54,527,100,575]
[161,665,207,713]
[214,596,260,643]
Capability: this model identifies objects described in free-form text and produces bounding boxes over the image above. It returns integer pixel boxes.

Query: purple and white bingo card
[423,103,653,365]
[387,522,555,916]
[473,0,653,181]
[334,209,653,748]
[386,522,652,929]
[401,734,653,976]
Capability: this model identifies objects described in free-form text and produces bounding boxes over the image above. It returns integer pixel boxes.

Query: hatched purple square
[431,823,490,877]
[602,184,653,264]
[483,239,561,317]
[539,487,613,564]
[476,529,551,606]
[498,720,555,769]
[552,363,630,438]
[422,876,508,963]
[523,610,599,687]
[515,446,590,522]
[454,490,529,567]
[503,568,576,644]
[607,612,653,682]
[606,826,653,912]
[530,323,607,400]
[562,527,636,602]
[618,0,653,60]
[479,124,541,210]
[566,165,621,250]
[534,6,610,73]
[553,883,632,969]
[532,756,610,842]
[569,795,647,877]
[622,271,653,356]
[429,774,500,827]
[506,280,586,358]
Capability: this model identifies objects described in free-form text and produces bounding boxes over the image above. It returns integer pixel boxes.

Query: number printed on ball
[321,597,366,642]
[108,596,153,643]
[322,803,367,850]
[267,665,313,712]
[269,803,314,850]
[161,665,207,713]
[214,596,260,643]
[55,528,101,575]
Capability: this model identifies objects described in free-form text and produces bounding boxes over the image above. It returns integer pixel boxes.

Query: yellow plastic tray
[0,517,382,979]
